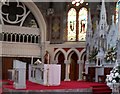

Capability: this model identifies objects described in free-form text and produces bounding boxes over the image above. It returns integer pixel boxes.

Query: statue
[44,51,50,64]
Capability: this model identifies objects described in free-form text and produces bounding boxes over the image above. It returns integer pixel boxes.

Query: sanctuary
[1,0,120,93]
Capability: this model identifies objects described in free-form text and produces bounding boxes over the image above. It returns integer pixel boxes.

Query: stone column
[77,60,84,81]
[31,56,33,64]
[19,34,21,42]
[27,35,28,43]
[85,62,89,75]
[23,35,25,42]
[15,34,17,42]
[41,42,45,63]
[64,60,70,81]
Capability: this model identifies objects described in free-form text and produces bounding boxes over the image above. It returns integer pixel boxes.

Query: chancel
[1,0,120,93]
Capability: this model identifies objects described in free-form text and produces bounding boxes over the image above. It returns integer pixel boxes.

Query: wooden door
[70,53,78,81]
[58,53,65,81]
[2,57,13,80]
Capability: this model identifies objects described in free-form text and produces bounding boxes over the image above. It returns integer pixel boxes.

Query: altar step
[92,84,112,94]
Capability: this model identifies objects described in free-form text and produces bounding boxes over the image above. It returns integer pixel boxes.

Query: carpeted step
[93,87,110,91]
[92,84,107,87]
[92,84,112,94]
[93,90,112,94]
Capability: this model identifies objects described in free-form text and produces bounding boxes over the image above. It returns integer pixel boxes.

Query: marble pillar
[64,60,70,81]
[77,60,84,81]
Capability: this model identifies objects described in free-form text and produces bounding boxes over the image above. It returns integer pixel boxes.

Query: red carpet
[92,84,112,94]
[2,80,112,93]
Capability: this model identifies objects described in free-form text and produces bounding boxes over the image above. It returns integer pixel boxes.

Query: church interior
[0,0,120,93]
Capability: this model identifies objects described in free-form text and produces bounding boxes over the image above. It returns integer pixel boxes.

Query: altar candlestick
[48,53,50,64]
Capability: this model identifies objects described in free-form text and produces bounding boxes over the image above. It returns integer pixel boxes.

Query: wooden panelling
[2,57,13,80]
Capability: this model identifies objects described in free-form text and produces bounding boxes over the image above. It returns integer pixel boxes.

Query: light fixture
[72,0,84,6]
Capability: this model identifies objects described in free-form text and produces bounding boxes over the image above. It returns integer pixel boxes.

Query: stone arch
[1,1,46,42]
[79,48,86,61]
[20,1,46,42]
[67,48,80,61]
[54,49,66,81]
[66,48,80,81]
[54,49,67,62]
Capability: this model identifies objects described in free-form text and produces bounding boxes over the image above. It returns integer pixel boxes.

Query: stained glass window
[116,0,120,24]
[67,8,76,41]
[78,7,87,41]
[67,7,87,41]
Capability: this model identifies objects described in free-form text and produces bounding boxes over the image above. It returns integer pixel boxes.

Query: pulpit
[29,64,61,86]
[13,60,26,89]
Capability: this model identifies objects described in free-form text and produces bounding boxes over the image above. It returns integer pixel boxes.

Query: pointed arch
[21,1,46,42]
[67,48,80,61]
[66,48,79,81]
[79,49,86,60]
[54,49,67,61]
[78,7,88,41]
[67,8,77,41]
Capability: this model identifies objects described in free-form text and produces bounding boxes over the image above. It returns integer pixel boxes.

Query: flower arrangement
[104,47,117,63]
[106,63,120,84]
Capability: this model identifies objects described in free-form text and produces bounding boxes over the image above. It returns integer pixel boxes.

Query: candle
[48,53,50,64]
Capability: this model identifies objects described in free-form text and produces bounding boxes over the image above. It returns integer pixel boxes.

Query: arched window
[78,7,87,41]
[16,34,19,42]
[8,34,11,41]
[67,8,76,41]
[28,35,31,43]
[24,35,27,42]
[32,35,35,43]
[12,34,15,42]
[67,7,87,41]
[36,36,39,43]
[20,34,23,42]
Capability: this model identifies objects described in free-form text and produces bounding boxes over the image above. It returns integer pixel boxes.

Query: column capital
[77,60,84,64]
[64,60,70,64]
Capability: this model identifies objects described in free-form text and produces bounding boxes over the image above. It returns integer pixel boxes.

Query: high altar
[29,64,61,86]
[85,0,119,82]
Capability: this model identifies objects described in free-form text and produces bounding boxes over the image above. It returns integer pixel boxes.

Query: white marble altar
[29,64,61,86]
[85,0,118,82]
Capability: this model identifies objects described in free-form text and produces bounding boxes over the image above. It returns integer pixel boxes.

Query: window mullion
[76,11,79,41]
